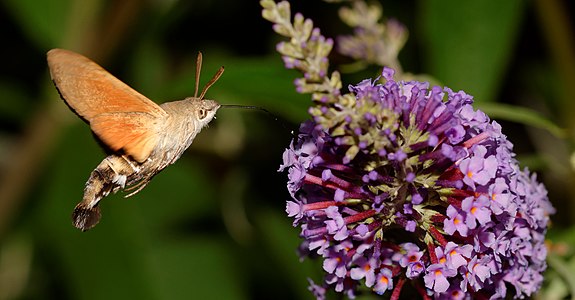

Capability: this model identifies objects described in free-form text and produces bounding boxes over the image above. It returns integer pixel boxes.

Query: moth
[47,48,224,231]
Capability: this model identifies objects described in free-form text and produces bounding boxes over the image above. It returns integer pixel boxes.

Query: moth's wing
[47,48,168,162]
[91,113,162,163]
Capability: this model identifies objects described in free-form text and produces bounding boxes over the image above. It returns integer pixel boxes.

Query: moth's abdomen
[72,203,101,231]
[72,156,134,231]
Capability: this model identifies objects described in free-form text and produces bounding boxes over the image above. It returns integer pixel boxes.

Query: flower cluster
[280,68,555,299]
[337,1,407,71]
[262,0,554,298]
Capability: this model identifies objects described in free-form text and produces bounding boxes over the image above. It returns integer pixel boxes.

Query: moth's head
[186,52,223,128]
[194,99,220,127]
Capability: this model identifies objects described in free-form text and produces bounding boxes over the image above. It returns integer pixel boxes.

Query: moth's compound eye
[198,109,207,120]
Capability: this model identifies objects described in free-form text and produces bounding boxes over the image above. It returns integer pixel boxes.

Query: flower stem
[391,276,405,300]
[343,209,376,224]
[429,226,447,247]
[303,201,338,211]
[462,132,489,148]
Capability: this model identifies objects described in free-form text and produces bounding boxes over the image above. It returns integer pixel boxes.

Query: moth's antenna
[194,52,224,100]
[220,104,294,135]
[199,67,224,100]
[194,52,202,98]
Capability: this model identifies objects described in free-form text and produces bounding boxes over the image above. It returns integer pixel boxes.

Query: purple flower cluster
[280,68,555,299]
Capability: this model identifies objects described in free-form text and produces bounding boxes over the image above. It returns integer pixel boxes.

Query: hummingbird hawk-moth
[47,49,224,231]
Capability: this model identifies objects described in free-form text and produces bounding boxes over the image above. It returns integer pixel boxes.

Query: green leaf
[546,254,575,300]
[476,102,566,139]
[213,56,310,123]
[419,0,525,103]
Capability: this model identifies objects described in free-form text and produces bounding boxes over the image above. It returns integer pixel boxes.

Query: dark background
[0,0,574,299]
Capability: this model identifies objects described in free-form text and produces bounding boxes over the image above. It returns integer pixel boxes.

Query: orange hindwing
[47,49,168,162]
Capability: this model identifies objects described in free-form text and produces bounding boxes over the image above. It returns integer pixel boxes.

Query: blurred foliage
[0,0,574,299]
